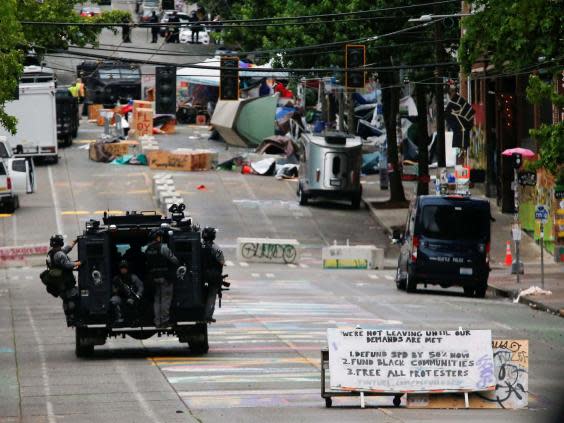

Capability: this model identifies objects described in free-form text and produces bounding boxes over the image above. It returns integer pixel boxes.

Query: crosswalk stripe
[251,273,260,278]
[266,273,275,278]
[384,275,394,280]
[299,263,309,268]
[239,262,249,267]
[369,274,379,280]
[287,264,297,268]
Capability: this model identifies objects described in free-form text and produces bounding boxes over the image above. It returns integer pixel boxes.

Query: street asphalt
[0,120,563,423]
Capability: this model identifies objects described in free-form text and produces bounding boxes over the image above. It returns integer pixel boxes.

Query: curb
[362,198,397,236]
[488,283,563,317]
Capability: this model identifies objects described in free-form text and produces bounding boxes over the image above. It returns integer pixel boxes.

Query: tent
[176,58,289,88]
[211,95,278,148]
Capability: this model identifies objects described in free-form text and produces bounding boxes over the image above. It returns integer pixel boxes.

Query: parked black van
[393,195,491,297]
[55,88,80,147]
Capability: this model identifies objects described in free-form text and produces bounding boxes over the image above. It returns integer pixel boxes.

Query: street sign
[535,204,549,224]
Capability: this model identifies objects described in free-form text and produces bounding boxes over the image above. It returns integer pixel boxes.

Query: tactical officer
[145,228,179,327]
[201,227,225,321]
[46,235,80,325]
[110,260,144,324]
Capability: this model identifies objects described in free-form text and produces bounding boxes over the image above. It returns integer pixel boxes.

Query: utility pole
[434,4,446,168]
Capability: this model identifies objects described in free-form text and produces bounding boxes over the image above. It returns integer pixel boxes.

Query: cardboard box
[147,149,217,171]
[132,100,153,127]
[135,108,153,136]
[88,104,103,121]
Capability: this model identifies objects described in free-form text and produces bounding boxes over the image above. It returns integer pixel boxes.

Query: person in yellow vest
[69,79,85,116]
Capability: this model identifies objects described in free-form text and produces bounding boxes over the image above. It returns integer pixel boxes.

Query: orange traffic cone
[504,241,513,266]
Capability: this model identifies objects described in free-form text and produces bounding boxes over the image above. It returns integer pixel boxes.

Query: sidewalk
[361,175,564,317]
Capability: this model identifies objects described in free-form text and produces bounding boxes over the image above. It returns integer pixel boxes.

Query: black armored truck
[69,205,228,357]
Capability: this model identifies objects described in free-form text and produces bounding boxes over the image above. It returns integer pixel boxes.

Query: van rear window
[420,205,489,241]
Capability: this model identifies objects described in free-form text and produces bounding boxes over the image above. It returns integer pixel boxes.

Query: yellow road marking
[0,213,13,218]
[74,139,96,144]
[61,211,90,215]
[93,210,125,215]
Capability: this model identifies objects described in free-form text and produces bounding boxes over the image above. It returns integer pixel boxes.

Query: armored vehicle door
[169,231,203,314]
[77,233,111,321]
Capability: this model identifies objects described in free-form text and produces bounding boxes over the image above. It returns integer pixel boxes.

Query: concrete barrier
[236,238,300,264]
[322,244,384,269]
[0,244,49,268]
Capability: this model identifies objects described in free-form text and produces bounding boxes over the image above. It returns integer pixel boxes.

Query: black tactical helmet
[148,227,164,241]
[50,234,64,248]
[118,260,129,270]
[202,226,216,242]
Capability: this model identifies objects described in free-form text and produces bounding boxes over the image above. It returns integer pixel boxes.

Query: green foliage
[224,0,459,73]
[1,1,132,132]
[527,75,564,108]
[0,0,24,134]
[526,74,564,176]
[530,122,564,175]
[459,0,563,73]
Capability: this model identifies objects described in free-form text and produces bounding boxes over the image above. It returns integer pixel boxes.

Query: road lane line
[369,274,379,280]
[26,307,56,423]
[47,167,63,235]
[266,273,275,278]
[287,264,297,268]
[251,273,260,278]
[225,260,234,267]
[239,262,249,267]
[384,275,394,280]
[109,340,163,423]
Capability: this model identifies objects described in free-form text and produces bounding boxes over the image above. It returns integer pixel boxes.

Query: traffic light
[345,44,366,89]
[220,56,239,101]
[155,66,176,114]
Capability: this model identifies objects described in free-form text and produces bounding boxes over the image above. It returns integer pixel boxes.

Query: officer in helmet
[46,234,81,325]
[145,227,179,327]
[110,260,144,324]
[201,227,225,321]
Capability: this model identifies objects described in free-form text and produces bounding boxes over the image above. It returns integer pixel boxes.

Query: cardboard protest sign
[407,339,529,409]
[327,328,495,393]
[135,108,153,136]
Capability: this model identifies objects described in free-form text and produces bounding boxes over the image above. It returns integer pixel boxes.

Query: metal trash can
[297,132,362,209]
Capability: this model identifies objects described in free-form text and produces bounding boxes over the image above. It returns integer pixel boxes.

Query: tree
[459,0,563,188]
[458,0,563,75]
[224,0,459,204]
[0,0,24,134]
[0,0,131,133]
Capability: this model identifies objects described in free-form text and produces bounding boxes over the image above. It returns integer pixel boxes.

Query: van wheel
[351,193,361,210]
[395,267,406,290]
[474,282,487,298]
[75,328,94,358]
[298,186,309,206]
[463,286,475,297]
[406,273,417,293]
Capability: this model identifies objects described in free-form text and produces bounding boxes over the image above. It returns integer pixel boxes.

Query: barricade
[236,238,300,264]
[322,244,384,269]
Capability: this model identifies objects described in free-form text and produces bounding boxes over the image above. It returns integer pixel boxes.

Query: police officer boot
[114,305,124,324]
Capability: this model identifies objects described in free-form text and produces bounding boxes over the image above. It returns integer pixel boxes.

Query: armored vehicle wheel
[393,395,402,407]
[188,323,209,354]
[75,328,94,358]
[325,397,332,408]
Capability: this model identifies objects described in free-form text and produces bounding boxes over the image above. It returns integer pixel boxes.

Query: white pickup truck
[0,138,35,213]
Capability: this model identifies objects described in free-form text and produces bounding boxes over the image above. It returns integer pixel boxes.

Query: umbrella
[501,147,535,158]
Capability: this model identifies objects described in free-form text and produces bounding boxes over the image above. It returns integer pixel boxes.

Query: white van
[0,69,58,163]
[0,138,35,213]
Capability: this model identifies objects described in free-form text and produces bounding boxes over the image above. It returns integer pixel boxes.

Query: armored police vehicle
[71,205,226,357]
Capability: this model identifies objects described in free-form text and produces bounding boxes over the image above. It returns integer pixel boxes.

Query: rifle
[118,280,140,302]
[218,274,230,308]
